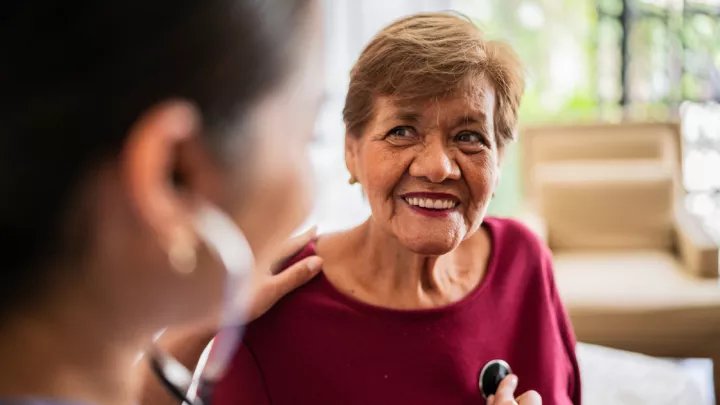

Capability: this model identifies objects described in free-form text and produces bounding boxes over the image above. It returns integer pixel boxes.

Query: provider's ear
[122,100,204,254]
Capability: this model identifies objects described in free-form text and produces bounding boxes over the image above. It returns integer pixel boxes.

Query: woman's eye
[455,131,487,146]
[386,126,415,138]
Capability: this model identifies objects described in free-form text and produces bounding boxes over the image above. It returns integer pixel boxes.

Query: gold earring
[168,229,197,275]
[348,177,357,185]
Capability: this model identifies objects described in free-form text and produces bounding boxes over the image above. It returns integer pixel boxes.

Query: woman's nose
[408,139,461,183]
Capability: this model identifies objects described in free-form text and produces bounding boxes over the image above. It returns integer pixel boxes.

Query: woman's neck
[320,219,491,310]
[0,293,151,405]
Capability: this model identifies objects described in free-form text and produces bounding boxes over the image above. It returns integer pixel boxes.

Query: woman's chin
[398,235,462,256]
[389,218,467,255]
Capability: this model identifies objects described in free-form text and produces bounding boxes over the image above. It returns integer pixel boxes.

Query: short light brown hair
[343,12,525,146]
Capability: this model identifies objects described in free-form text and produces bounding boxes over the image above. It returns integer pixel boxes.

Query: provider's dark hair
[0,0,312,315]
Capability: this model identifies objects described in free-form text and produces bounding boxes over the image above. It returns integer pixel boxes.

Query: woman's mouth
[403,197,458,210]
[401,193,460,217]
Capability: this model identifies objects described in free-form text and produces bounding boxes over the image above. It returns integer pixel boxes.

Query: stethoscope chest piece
[478,359,512,399]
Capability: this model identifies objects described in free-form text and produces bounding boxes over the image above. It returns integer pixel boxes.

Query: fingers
[271,255,323,297]
[515,390,541,405]
[487,376,541,405]
[492,374,518,404]
[271,226,318,274]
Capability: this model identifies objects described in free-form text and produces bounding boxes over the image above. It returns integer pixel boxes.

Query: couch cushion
[520,122,681,202]
[536,159,675,250]
[554,250,720,353]
[523,123,678,164]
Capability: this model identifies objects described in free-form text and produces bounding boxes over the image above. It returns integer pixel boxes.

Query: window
[681,101,720,234]
[598,0,720,118]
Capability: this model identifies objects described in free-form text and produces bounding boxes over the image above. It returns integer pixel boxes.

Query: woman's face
[346,82,502,255]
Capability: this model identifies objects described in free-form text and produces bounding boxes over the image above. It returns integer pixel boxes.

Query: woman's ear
[344,131,359,183]
[121,100,203,251]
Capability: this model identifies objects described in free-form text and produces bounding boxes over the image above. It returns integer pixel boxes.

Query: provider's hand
[138,228,323,405]
[245,226,323,323]
[162,226,322,338]
[487,375,542,405]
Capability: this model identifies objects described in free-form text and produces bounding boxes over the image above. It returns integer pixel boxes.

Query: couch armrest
[674,204,719,279]
[515,207,549,244]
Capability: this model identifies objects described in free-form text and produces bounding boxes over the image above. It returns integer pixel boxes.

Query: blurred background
[305,1,720,405]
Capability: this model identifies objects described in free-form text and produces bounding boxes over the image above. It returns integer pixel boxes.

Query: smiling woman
[211,12,579,405]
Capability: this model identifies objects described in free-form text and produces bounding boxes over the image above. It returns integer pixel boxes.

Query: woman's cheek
[362,144,400,189]
[462,157,495,213]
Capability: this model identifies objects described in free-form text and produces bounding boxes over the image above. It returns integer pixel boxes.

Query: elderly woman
[211,12,581,405]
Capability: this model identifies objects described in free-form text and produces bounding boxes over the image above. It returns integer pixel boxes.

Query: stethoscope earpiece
[478,359,512,399]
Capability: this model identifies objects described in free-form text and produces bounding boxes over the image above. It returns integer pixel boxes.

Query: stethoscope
[150,352,513,404]
[479,359,513,399]
[149,347,202,405]
[150,326,247,405]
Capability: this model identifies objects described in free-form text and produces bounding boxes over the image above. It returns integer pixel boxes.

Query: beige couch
[518,122,720,403]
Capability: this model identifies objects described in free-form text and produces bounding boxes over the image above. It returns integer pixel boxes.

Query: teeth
[404,197,458,210]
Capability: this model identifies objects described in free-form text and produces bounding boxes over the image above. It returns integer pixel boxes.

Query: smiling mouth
[403,197,459,210]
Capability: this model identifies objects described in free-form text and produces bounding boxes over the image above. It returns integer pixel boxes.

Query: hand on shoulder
[246,226,324,323]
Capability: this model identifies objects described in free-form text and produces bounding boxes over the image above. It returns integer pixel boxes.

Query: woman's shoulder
[483,217,558,306]
[484,216,547,250]
[279,239,319,269]
[277,227,358,270]
[245,230,361,343]
[484,216,553,273]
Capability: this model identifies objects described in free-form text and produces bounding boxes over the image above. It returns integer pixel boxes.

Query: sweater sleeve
[541,245,582,405]
[210,343,272,405]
